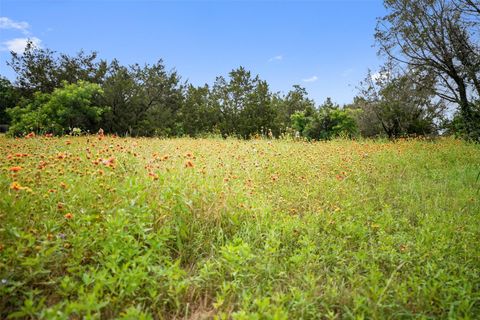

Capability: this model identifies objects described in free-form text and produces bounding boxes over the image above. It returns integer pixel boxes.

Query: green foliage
[0,77,19,125]
[7,81,105,136]
[446,101,480,142]
[356,65,445,138]
[101,60,184,136]
[272,85,315,136]
[179,84,219,136]
[292,98,358,140]
[211,66,277,138]
[8,41,107,96]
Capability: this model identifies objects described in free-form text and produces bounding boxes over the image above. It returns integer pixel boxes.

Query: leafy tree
[8,41,107,96]
[273,85,315,135]
[100,60,184,136]
[129,61,184,136]
[179,84,220,136]
[292,98,358,140]
[0,77,19,125]
[101,60,139,134]
[7,81,105,136]
[211,67,277,138]
[376,0,480,140]
[357,64,446,138]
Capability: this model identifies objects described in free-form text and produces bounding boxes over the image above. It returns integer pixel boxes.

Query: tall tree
[101,60,139,134]
[8,40,107,96]
[0,77,19,125]
[376,0,480,139]
[179,84,220,136]
[273,85,315,134]
[357,63,446,138]
[130,60,184,136]
[211,67,276,137]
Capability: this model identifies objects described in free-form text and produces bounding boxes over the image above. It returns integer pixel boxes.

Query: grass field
[1,135,479,319]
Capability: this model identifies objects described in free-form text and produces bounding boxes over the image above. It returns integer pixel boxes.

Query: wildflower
[101,157,115,168]
[57,233,66,240]
[64,212,73,219]
[25,132,35,139]
[60,182,68,189]
[9,166,22,173]
[10,182,23,191]
[66,140,72,145]
[185,160,194,168]
[148,172,159,180]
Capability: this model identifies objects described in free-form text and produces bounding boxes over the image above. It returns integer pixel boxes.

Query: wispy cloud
[0,17,30,34]
[1,37,42,53]
[302,75,318,83]
[268,55,283,62]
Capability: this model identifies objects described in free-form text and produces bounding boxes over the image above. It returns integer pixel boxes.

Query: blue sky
[0,0,386,105]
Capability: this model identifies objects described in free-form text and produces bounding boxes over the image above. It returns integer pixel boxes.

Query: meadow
[1,135,479,319]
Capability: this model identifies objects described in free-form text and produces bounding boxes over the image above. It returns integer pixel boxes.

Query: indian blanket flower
[64,213,73,219]
[10,182,23,190]
[9,166,22,173]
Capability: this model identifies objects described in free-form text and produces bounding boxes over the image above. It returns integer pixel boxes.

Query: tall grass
[1,135,479,319]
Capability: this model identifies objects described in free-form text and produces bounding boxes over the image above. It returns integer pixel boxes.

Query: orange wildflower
[10,181,23,191]
[185,160,194,168]
[64,213,73,219]
[9,166,22,173]
[25,132,35,139]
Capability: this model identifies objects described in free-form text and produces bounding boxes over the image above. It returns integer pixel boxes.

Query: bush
[7,81,105,136]
[291,99,358,140]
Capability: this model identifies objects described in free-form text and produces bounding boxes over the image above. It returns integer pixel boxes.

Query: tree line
[1,0,479,140]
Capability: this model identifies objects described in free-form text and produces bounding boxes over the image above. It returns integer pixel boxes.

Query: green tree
[357,64,446,138]
[292,98,358,140]
[130,61,184,136]
[0,77,19,125]
[7,81,105,136]
[8,41,107,96]
[211,67,277,138]
[179,84,220,136]
[101,60,139,134]
[273,85,315,135]
[376,0,480,140]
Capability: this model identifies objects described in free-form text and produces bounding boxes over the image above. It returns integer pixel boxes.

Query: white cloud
[268,55,283,62]
[0,17,30,34]
[1,37,42,53]
[302,75,318,83]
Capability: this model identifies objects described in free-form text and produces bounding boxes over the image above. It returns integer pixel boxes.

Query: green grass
[1,135,479,319]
